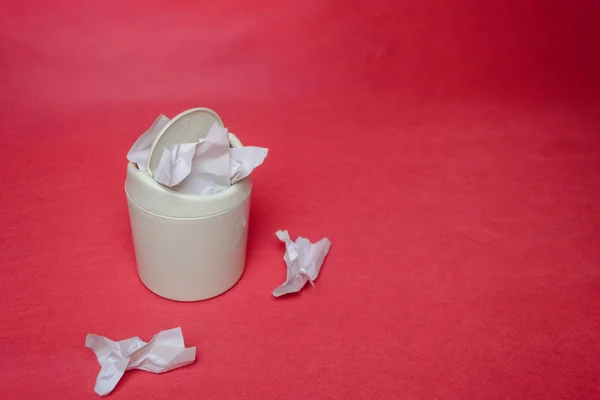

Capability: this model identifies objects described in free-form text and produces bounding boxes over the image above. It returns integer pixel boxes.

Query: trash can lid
[146,107,224,178]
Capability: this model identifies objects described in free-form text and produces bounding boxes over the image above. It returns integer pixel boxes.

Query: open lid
[146,107,224,178]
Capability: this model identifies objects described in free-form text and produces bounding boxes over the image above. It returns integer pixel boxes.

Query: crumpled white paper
[273,230,331,297]
[230,146,269,184]
[85,327,196,396]
[156,123,233,194]
[126,115,268,195]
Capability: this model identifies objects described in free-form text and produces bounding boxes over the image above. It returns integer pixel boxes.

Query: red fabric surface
[1,1,599,399]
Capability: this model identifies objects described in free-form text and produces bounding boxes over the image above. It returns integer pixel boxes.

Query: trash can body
[125,132,252,301]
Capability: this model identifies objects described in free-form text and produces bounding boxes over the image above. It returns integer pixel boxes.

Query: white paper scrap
[85,327,196,396]
[273,230,331,297]
[169,123,231,195]
[230,146,269,184]
[154,123,269,195]
[152,142,197,187]
[126,114,170,172]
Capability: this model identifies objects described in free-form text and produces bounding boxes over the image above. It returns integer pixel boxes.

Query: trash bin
[125,108,251,301]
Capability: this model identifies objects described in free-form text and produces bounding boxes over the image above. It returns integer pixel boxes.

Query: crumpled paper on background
[273,230,331,297]
[127,116,267,195]
[85,327,196,396]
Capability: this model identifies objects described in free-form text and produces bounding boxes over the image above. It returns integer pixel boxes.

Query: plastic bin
[125,108,251,301]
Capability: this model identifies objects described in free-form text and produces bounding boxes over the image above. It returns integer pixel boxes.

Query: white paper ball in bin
[125,107,268,301]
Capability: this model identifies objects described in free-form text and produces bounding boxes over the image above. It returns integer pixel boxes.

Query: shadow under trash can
[125,108,252,301]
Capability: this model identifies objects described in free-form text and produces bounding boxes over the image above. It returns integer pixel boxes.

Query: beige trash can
[125,108,251,301]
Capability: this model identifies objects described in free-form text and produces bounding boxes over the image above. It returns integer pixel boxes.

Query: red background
[1,1,599,399]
